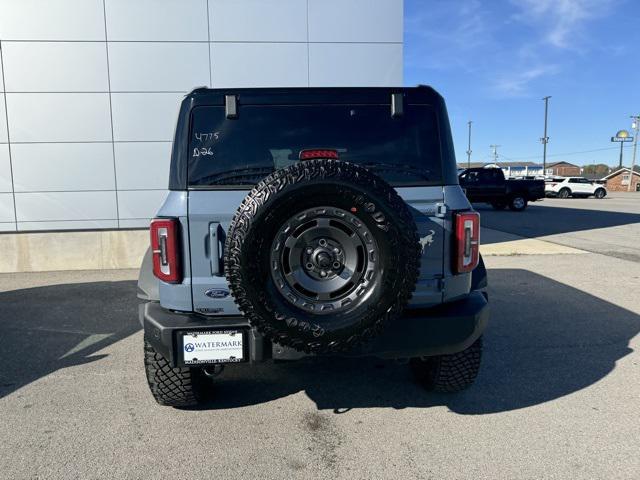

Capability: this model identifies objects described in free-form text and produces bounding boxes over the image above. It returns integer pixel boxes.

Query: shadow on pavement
[1,270,638,415]
[0,280,140,399]
[474,203,640,245]
[201,268,639,414]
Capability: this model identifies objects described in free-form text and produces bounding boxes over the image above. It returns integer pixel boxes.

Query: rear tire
[410,337,482,392]
[144,339,209,407]
[508,195,528,211]
[594,188,606,199]
[558,188,570,199]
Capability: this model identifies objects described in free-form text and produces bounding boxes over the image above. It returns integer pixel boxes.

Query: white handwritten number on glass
[194,132,220,142]
[193,147,214,157]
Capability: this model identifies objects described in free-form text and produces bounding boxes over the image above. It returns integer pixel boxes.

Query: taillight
[150,218,182,283]
[299,149,339,160]
[455,211,480,273]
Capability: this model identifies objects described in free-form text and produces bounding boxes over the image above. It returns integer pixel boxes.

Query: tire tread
[411,337,482,392]
[224,159,421,354]
[143,339,207,407]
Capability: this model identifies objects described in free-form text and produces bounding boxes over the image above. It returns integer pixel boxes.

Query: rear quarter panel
[156,191,193,311]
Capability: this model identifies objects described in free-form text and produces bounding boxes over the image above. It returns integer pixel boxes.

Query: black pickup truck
[458,167,545,211]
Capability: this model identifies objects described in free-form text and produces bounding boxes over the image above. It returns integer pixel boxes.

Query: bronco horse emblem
[419,230,435,252]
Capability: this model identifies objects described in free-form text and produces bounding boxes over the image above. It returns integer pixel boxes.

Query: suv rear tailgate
[188,187,445,315]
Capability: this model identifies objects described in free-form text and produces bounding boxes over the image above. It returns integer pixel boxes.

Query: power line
[505,144,634,161]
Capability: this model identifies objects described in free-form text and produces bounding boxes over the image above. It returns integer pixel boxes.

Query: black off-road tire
[224,159,421,354]
[144,339,209,407]
[410,337,483,392]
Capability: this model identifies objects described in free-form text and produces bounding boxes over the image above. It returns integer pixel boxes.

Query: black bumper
[141,292,489,367]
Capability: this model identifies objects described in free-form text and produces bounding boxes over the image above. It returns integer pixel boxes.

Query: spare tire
[224,159,421,354]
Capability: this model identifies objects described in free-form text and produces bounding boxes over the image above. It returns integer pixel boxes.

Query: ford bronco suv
[137,86,489,407]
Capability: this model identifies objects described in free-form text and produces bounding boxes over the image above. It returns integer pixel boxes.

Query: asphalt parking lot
[476,192,640,262]
[1,193,639,479]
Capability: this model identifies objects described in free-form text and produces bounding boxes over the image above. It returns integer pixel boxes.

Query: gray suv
[137,86,489,407]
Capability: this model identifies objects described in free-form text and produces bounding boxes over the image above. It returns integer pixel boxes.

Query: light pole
[630,115,639,192]
[466,121,472,168]
[541,96,551,174]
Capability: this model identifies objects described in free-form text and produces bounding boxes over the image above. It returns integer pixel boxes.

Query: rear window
[187,104,442,187]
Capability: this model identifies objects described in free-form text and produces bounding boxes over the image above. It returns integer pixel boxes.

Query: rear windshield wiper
[195,167,275,185]
[360,162,431,181]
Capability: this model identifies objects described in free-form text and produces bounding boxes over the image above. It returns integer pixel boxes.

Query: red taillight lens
[455,211,480,273]
[150,218,182,283]
[299,149,339,160]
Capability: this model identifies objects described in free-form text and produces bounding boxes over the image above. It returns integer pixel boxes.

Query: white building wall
[0,0,403,232]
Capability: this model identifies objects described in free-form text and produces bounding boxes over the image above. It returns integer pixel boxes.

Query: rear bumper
[141,291,489,367]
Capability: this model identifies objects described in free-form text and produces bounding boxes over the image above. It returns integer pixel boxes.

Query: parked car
[458,167,545,211]
[137,86,489,407]
[545,177,607,199]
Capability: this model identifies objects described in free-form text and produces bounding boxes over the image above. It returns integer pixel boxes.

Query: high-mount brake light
[299,149,339,160]
[454,211,480,273]
[150,218,182,283]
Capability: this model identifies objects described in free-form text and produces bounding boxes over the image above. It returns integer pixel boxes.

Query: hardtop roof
[183,85,443,107]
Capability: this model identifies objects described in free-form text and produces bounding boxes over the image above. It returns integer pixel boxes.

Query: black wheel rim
[270,206,378,314]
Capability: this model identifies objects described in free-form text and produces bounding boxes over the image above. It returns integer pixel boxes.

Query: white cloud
[405,0,616,97]
[492,65,560,97]
[512,0,617,48]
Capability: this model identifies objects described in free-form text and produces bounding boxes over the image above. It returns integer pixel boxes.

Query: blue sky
[404,0,640,166]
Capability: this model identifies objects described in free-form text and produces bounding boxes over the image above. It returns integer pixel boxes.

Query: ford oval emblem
[205,288,230,299]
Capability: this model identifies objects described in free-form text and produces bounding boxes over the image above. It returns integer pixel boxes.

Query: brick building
[603,168,640,192]
[545,161,581,177]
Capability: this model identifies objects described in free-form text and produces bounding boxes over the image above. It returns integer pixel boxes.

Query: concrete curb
[480,227,587,256]
[0,230,149,273]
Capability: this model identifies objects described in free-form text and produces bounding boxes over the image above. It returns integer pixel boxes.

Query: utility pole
[630,115,639,192]
[489,144,500,164]
[541,96,551,174]
[466,121,472,168]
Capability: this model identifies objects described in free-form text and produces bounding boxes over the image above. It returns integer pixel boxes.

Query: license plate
[181,330,244,365]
